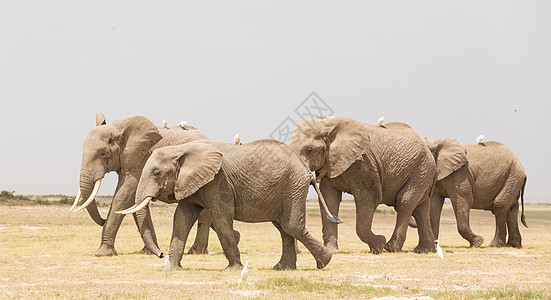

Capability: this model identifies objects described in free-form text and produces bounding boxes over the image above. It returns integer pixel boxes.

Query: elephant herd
[71,113,527,271]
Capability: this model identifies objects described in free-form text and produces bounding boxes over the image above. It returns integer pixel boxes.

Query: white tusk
[69,190,82,212]
[73,179,102,213]
[116,197,152,215]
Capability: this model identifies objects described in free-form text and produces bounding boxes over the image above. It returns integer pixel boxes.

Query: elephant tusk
[116,197,152,215]
[73,179,102,213]
[311,177,342,224]
[316,166,327,183]
[69,190,81,212]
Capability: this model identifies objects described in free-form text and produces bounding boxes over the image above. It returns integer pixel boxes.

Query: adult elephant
[289,116,438,254]
[120,139,336,271]
[71,113,223,256]
[418,138,527,248]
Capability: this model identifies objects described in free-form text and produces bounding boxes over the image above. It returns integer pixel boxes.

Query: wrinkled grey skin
[289,116,438,254]
[413,138,527,248]
[133,139,332,271]
[77,114,221,256]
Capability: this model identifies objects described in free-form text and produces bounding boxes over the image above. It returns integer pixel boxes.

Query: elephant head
[119,142,223,256]
[424,138,468,181]
[71,114,162,225]
[289,116,371,179]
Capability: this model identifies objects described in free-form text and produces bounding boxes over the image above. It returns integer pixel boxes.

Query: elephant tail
[520,176,528,228]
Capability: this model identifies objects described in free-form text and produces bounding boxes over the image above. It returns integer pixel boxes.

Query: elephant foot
[368,235,386,254]
[413,241,436,254]
[139,246,157,255]
[469,236,484,248]
[223,263,244,272]
[384,238,403,253]
[489,237,506,248]
[95,244,117,257]
[273,261,296,271]
[187,245,209,255]
[163,263,183,272]
[324,241,339,253]
[315,248,332,269]
[506,241,522,248]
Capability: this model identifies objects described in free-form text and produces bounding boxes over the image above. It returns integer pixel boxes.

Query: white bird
[377,116,387,126]
[241,257,249,282]
[436,240,443,260]
[476,135,486,144]
[179,120,188,128]
[162,118,168,128]
[234,134,241,145]
[163,256,170,271]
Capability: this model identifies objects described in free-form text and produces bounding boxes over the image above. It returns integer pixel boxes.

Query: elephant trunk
[134,203,164,258]
[79,170,106,226]
[311,178,342,224]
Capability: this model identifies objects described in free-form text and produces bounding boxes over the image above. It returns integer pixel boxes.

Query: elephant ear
[427,138,467,181]
[174,143,223,200]
[325,118,370,178]
[96,112,107,126]
[113,116,163,171]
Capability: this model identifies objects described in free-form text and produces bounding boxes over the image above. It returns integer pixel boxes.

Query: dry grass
[0,201,550,299]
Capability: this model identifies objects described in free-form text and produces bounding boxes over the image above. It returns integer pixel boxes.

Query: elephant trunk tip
[327,215,343,224]
[157,251,164,258]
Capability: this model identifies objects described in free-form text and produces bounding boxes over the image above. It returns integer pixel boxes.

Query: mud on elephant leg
[506,203,522,248]
[411,199,436,253]
[166,201,203,271]
[272,222,297,270]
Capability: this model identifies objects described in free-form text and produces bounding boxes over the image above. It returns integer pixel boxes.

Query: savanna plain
[1,197,550,299]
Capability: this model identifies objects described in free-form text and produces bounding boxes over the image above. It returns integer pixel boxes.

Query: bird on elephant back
[118,139,338,271]
[409,137,527,248]
[289,116,446,254]
[71,113,235,257]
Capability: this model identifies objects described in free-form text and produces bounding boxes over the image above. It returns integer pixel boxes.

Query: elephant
[412,138,527,248]
[119,139,335,271]
[289,116,439,254]
[71,113,225,256]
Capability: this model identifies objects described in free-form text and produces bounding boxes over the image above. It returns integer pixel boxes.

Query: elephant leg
[412,198,436,253]
[429,194,445,239]
[210,213,242,271]
[167,201,203,271]
[354,192,386,254]
[385,185,426,253]
[187,210,211,255]
[272,222,297,270]
[319,183,342,252]
[281,221,332,270]
[450,196,483,248]
[489,207,508,248]
[506,202,522,248]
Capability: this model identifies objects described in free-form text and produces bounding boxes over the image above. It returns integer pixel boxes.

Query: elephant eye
[305,147,312,154]
[153,170,161,176]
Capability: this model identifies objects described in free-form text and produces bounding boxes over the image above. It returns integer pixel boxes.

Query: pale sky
[1,1,550,202]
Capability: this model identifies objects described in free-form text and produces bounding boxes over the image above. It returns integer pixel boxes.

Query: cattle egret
[162,118,168,128]
[234,134,241,145]
[180,121,188,128]
[163,256,170,272]
[241,257,249,282]
[377,116,387,126]
[476,135,485,144]
[436,240,443,260]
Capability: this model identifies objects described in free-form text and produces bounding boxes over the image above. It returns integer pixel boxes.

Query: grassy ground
[0,200,550,299]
